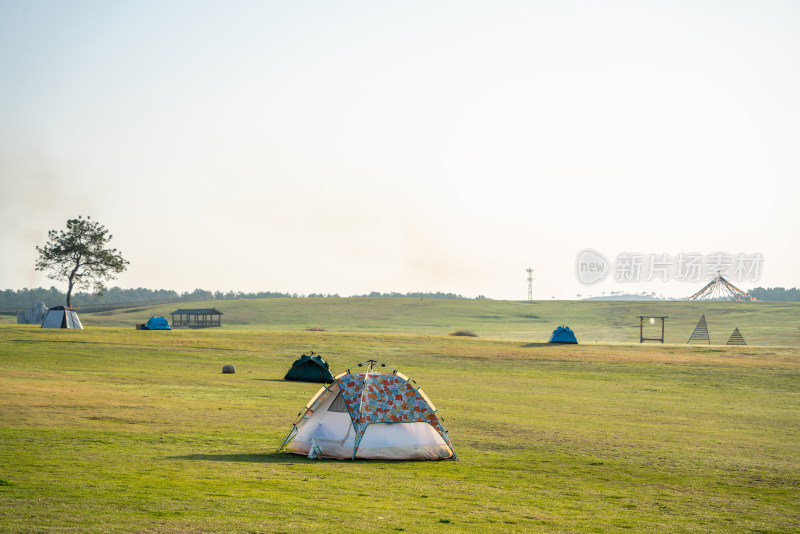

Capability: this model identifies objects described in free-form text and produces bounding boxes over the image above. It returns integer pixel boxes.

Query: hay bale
[222,364,236,374]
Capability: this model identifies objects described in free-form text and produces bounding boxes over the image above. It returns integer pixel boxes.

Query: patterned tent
[279,360,457,460]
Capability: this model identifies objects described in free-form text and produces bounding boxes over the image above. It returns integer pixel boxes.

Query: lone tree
[35,216,129,308]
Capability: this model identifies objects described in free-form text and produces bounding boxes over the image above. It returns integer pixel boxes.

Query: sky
[1,0,798,300]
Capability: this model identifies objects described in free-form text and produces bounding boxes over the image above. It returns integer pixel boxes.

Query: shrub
[449,330,477,337]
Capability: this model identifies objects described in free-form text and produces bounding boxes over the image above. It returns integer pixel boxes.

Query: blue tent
[143,316,172,330]
[549,325,578,344]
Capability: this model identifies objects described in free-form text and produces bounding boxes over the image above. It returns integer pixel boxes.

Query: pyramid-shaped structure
[687,314,710,344]
[726,328,747,346]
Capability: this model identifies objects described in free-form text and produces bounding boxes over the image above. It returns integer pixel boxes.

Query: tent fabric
[284,353,334,383]
[279,361,457,461]
[337,372,448,454]
[41,306,83,329]
[549,325,577,344]
[41,310,64,328]
[143,316,171,330]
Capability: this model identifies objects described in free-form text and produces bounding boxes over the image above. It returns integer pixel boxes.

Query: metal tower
[526,267,534,301]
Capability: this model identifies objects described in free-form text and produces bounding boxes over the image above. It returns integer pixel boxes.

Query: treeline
[0,287,488,309]
[0,287,295,309]
[351,291,488,300]
[749,287,800,301]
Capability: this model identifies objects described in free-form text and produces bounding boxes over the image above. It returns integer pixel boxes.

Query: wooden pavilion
[170,308,223,328]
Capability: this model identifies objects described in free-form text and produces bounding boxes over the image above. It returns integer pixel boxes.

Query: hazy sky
[1,0,798,300]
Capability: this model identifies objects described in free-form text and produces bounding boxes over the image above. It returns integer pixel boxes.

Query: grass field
[6,297,797,346]
[1,299,799,532]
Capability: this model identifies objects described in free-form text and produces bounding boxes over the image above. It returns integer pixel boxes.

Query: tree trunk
[67,279,74,308]
[67,263,79,308]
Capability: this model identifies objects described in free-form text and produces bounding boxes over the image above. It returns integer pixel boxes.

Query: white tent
[41,306,83,329]
[279,360,457,460]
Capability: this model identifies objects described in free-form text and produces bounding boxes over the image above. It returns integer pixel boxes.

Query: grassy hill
[2,297,799,531]
[9,298,796,346]
[1,326,798,532]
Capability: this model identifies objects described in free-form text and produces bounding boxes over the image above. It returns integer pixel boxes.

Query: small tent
[549,325,577,344]
[143,316,171,330]
[284,352,334,383]
[41,306,83,329]
[279,360,457,460]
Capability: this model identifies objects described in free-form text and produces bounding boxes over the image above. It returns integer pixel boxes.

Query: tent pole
[352,362,375,460]
[277,426,298,452]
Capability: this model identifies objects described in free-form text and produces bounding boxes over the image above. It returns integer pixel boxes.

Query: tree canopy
[35,216,129,307]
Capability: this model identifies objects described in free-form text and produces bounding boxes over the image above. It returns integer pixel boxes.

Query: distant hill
[585,287,800,302]
[4,297,797,346]
[2,285,798,314]
[583,294,670,301]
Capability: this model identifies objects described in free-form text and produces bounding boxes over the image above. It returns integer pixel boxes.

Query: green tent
[284,352,334,383]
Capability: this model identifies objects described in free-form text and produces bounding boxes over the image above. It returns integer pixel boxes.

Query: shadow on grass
[167,451,301,463]
[168,451,439,465]
[521,342,572,348]
[10,338,98,344]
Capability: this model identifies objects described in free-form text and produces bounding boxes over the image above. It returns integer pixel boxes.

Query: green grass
[1,324,799,532]
[6,297,797,346]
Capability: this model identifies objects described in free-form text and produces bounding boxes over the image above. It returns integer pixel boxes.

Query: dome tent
[284,352,334,383]
[279,360,457,461]
[549,325,578,344]
[143,316,171,330]
[41,306,83,329]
